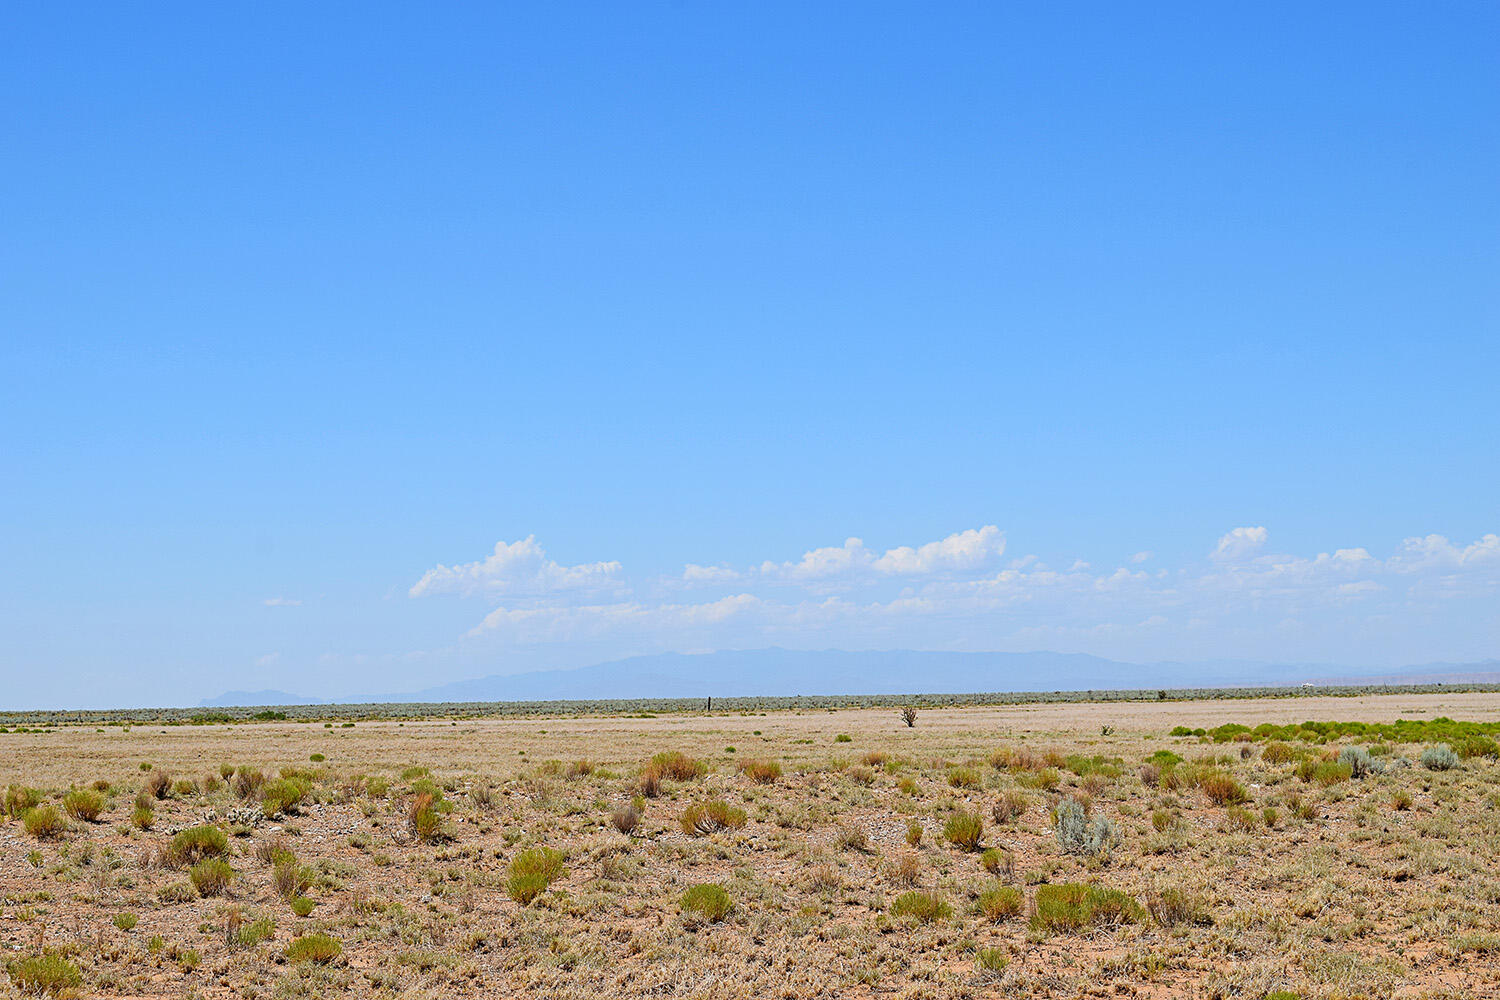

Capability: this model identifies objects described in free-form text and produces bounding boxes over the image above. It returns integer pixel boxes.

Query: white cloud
[683,563,740,584]
[263,597,302,607]
[760,525,1006,582]
[413,524,1500,669]
[410,536,622,598]
[1211,526,1268,561]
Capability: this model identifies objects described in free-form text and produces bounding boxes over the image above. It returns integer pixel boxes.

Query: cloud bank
[408,526,1500,665]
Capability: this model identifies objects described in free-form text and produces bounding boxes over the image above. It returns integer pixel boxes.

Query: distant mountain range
[198,648,1500,707]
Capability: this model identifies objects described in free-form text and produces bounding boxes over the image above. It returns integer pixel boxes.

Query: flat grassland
[3,692,1500,998]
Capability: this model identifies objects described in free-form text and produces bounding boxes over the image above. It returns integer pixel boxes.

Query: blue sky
[2,4,1497,707]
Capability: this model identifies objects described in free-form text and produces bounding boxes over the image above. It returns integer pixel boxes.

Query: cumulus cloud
[758,526,1006,582]
[409,536,622,598]
[1211,526,1268,561]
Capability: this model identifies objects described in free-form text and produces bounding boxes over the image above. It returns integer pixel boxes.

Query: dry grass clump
[651,751,708,781]
[1145,885,1211,926]
[144,768,172,799]
[1200,771,1248,806]
[407,791,447,842]
[886,851,922,887]
[610,801,641,835]
[681,800,747,836]
[4,785,41,817]
[981,847,1014,878]
[947,766,981,789]
[992,790,1028,823]
[233,767,264,799]
[739,759,782,784]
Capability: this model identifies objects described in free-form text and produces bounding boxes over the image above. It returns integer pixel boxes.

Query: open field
[4,692,1500,998]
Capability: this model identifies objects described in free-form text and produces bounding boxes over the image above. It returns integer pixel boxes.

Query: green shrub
[189,858,234,897]
[1455,736,1500,760]
[947,766,981,789]
[113,912,138,931]
[291,896,315,917]
[977,885,1023,921]
[680,883,732,922]
[260,778,306,817]
[131,804,154,830]
[507,847,565,905]
[680,800,747,836]
[167,825,228,867]
[62,789,103,822]
[237,916,275,947]
[943,810,984,851]
[285,933,341,964]
[6,952,83,995]
[891,890,951,923]
[1030,883,1143,934]
[834,733,852,743]
[22,806,64,839]
[976,947,1009,974]
[980,847,1013,877]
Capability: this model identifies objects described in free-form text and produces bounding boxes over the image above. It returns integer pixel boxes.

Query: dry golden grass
[1,691,1500,998]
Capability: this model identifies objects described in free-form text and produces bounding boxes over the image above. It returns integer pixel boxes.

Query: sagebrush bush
[680,800,747,836]
[1054,797,1115,857]
[507,847,565,905]
[680,883,732,922]
[1338,745,1380,778]
[190,858,234,897]
[62,789,103,822]
[285,933,341,964]
[943,810,984,851]
[1421,745,1459,771]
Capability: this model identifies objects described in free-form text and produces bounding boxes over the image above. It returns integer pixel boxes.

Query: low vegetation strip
[6,681,1500,725]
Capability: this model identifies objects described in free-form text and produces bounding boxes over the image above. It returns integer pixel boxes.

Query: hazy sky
[3,4,1497,708]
